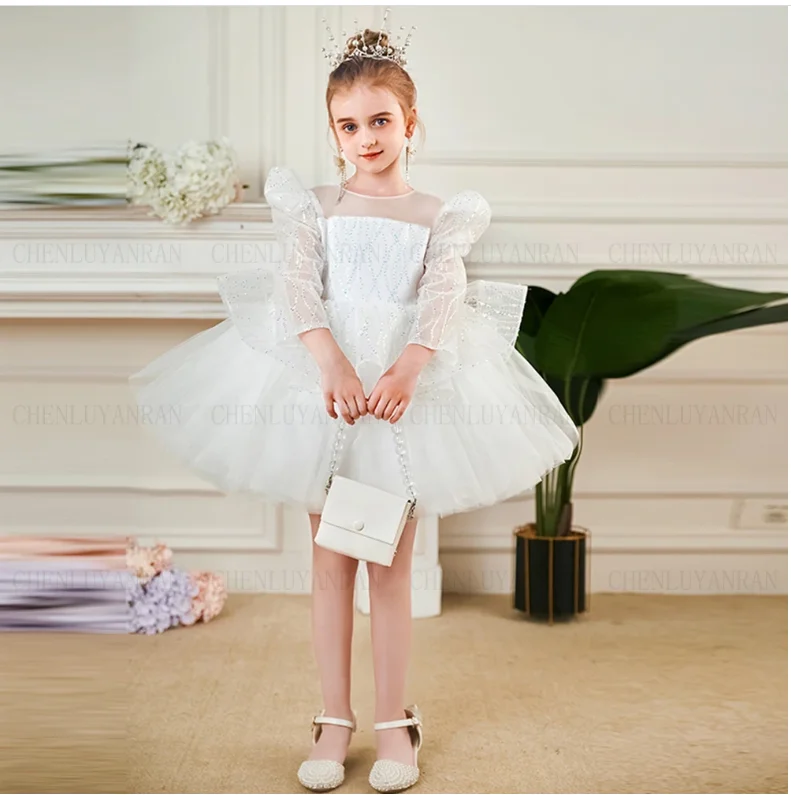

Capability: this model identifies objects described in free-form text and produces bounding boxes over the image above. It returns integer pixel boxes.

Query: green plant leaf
[672,302,788,343]
[535,270,787,379]
[547,374,604,426]
[575,269,786,330]
[536,277,679,378]
[519,285,558,339]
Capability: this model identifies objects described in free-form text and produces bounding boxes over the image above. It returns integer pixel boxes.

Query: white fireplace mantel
[0,204,282,319]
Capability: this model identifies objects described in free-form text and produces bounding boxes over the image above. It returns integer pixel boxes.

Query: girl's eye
[342,119,386,133]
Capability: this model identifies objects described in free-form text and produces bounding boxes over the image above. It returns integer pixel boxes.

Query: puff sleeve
[263,166,330,336]
[216,166,329,358]
[408,191,530,399]
[407,190,491,353]
[214,166,330,390]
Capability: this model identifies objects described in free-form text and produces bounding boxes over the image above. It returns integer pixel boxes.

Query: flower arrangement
[127,136,243,225]
[125,539,227,634]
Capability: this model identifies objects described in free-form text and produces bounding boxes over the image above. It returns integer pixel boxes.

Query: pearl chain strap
[324,418,418,521]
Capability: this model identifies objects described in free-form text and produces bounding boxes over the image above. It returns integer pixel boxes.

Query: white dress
[129,166,579,519]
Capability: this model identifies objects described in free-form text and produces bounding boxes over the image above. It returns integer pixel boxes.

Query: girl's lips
[361,151,382,159]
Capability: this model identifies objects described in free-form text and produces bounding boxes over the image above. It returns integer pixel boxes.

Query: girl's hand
[367,362,420,424]
[321,358,368,425]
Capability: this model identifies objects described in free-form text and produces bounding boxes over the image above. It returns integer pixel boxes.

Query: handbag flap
[322,476,410,545]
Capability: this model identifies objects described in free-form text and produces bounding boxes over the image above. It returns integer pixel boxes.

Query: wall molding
[441,525,787,554]
[1,197,786,231]
[207,6,230,141]
[258,6,286,195]
[490,200,787,224]
[416,152,789,169]
[0,473,284,553]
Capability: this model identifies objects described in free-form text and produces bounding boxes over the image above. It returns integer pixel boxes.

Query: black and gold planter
[513,523,590,624]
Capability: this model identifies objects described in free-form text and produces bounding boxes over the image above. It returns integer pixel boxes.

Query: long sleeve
[407,191,492,353]
[214,167,330,393]
[217,166,329,358]
[264,166,329,336]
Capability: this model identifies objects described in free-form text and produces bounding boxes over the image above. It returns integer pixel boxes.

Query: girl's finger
[324,394,337,418]
[355,394,368,416]
[390,403,405,424]
[369,393,386,417]
[382,399,398,420]
[340,399,355,425]
[344,394,360,419]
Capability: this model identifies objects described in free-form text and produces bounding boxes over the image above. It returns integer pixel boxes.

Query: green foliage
[516,270,787,537]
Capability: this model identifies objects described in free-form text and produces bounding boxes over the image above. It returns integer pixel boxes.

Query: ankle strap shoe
[369,704,423,793]
[297,708,357,792]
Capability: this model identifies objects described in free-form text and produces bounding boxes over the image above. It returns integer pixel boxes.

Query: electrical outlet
[734,498,788,529]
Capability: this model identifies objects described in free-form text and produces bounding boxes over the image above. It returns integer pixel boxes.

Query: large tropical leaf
[575,270,786,332]
[544,373,604,426]
[535,277,679,378]
[516,332,604,425]
[534,270,787,379]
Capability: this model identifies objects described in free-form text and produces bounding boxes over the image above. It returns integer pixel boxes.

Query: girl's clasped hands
[321,356,420,426]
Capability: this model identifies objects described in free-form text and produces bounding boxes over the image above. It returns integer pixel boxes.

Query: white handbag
[315,419,418,567]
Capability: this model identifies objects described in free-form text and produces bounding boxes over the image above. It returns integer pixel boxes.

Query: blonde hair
[326,29,426,150]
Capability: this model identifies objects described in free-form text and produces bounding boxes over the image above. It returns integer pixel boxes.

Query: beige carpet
[0,593,786,793]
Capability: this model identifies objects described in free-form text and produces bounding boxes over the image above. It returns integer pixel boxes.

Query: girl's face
[330,84,415,176]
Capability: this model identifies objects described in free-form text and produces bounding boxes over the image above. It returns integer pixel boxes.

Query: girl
[130,16,579,795]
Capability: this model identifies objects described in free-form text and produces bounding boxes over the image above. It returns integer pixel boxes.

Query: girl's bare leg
[306,511,359,763]
[367,518,419,765]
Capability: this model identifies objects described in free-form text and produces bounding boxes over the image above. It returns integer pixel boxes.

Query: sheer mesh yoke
[312,184,443,228]
[310,178,496,357]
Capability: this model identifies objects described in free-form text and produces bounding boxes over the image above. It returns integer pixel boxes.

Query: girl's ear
[407,106,418,136]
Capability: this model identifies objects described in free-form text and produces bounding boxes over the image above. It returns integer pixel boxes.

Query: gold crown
[321,7,416,71]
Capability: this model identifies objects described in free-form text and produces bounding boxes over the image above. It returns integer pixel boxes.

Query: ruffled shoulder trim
[264,165,325,222]
[428,190,492,253]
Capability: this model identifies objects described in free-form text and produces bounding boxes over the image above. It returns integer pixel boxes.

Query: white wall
[0,6,786,595]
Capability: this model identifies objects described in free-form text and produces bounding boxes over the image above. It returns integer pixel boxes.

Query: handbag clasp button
[351,520,364,531]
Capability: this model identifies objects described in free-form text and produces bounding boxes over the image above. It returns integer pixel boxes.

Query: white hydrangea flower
[127,136,240,225]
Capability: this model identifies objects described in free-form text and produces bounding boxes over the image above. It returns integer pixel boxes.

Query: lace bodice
[259,166,492,351]
[320,214,432,304]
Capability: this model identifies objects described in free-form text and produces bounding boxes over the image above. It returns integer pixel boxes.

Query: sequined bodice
[319,216,431,306]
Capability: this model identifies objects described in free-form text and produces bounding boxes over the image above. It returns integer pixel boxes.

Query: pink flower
[190,571,227,623]
[126,544,156,581]
[150,543,173,574]
[126,539,173,582]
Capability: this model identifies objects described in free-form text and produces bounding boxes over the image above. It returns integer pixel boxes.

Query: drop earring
[334,149,348,202]
[405,137,416,185]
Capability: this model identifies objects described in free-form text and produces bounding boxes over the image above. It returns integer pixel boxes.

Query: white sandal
[297,708,358,792]
[369,704,423,793]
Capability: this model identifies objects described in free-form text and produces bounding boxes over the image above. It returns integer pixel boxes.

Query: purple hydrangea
[126,567,199,635]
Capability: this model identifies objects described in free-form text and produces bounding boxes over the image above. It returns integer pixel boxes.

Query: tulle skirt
[129,290,579,519]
